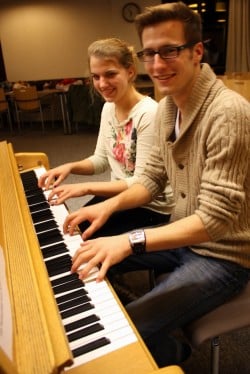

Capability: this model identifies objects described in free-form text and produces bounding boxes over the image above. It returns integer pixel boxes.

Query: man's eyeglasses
[137,42,197,62]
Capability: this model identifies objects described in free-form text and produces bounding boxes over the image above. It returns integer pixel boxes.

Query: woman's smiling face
[90,56,134,103]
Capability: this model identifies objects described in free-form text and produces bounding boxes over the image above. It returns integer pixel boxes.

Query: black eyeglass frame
[137,42,198,62]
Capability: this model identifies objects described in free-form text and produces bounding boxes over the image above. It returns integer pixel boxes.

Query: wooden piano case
[0,141,183,374]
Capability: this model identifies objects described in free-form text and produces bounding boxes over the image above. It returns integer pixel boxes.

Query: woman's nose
[98,76,108,87]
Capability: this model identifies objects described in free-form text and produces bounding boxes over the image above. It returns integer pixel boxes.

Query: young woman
[38,38,174,238]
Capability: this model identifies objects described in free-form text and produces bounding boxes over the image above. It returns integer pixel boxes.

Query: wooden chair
[67,84,104,133]
[14,86,51,134]
[0,87,13,133]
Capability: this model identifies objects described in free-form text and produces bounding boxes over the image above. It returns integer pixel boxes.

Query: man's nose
[154,53,169,64]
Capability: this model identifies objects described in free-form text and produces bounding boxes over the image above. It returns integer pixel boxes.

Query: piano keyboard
[20,167,137,369]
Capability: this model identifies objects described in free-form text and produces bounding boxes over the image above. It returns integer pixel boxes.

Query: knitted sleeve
[195,93,250,241]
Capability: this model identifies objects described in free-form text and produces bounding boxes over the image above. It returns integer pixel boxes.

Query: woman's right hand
[38,164,72,190]
[63,200,112,240]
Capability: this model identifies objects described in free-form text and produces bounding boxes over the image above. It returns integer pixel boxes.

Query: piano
[0,140,183,374]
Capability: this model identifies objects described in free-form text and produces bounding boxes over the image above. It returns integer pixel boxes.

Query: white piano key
[62,302,122,328]
[63,304,122,326]
[64,308,125,335]
[67,326,136,368]
[34,166,47,178]
[69,320,134,350]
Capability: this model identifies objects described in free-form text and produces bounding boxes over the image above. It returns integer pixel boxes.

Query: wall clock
[122,2,141,23]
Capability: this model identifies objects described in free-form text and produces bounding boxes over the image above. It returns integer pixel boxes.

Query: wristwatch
[128,229,146,255]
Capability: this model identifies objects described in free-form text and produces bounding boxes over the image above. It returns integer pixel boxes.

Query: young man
[65,2,250,367]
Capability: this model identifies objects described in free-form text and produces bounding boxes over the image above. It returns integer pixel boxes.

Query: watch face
[122,3,141,23]
[129,230,146,255]
[131,230,144,243]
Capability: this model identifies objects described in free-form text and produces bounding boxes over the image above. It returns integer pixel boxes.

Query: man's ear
[194,42,204,63]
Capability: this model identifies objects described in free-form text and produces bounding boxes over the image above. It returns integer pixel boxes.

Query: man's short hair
[135,1,202,45]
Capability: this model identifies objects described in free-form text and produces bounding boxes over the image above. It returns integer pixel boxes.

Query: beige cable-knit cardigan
[139,63,250,268]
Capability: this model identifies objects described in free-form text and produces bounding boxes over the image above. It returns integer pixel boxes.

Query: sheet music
[0,246,13,360]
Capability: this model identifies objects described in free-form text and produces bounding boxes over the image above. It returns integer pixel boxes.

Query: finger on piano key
[21,168,138,368]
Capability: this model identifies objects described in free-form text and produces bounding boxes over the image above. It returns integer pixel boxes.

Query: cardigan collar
[162,63,219,143]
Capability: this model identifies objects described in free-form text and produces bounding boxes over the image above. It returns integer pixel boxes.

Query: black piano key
[35,220,58,234]
[52,279,84,294]
[20,169,33,178]
[23,183,43,195]
[47,264,72,277]
[61,302,94,319]
[45,254,71,268]
[25,187,44,195]
[56,289,88,305]
[58,295,90,312]
[26,193,47,205]
[41,242,68,258]
[31,209,54,223]
[29,201,51,213]
[37,228,63,247]
[64,315,100,333]
[20,170,37,189]
[25,188,43,199]
[51,273,79,287]
[21,169,36,179]
[45,255,72,277]
[67,323,104,343]
[72,337,111,358]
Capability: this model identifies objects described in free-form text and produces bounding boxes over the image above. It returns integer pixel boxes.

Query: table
[38,88,71,134]
[6,88,71,135]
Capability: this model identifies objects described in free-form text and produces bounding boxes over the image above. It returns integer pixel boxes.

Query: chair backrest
[184,279,250,349]
[219,73,250,102]
[0,87,8,112]
[14,86,40,111]
[67,84,104,126]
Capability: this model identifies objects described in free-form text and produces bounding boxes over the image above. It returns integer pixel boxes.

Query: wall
[0,0,159,82]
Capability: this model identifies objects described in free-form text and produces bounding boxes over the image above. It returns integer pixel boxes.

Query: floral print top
[111,118,137,177]
[88,95,158,187]
[87,96,174,214]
